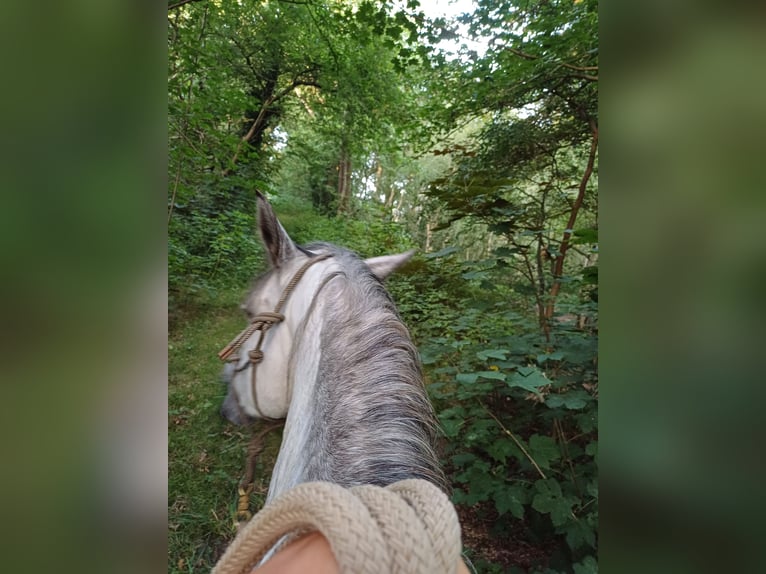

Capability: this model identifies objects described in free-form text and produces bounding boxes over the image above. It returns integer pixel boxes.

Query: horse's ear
[364,249,415,280]
[257,192,297,267]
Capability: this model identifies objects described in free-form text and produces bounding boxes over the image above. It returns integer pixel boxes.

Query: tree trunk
[374,159,386,204]
[336,146,351,215]
[385,187,396,209]
[337,157,345,213]
[544,124,598,320]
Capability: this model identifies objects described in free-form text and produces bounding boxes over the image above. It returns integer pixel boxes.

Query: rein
[217,252,333,526]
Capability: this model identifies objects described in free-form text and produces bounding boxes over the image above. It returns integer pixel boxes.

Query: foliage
[168,0,430,295]
[424,0,599,339]
[390,250,598,572]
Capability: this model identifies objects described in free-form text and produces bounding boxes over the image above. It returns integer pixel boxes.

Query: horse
[219,194,448,506]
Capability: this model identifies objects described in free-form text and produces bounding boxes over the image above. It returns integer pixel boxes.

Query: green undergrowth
[168,287,283,573]
[393,252,599,574]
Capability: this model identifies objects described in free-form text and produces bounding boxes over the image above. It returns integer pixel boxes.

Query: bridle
[218,251,333,527]
[218,252,333,421]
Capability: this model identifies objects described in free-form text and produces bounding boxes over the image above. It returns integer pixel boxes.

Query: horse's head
[220,194,414,424]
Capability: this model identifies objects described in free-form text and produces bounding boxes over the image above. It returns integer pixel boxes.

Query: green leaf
[477,349,510,361]
[419,349,441,365]
[457,371,505,384]
[454,460,494,505]
[451,488,468,505]
[516,366,538,377]
[507,367,549,394]
[476,370,506,381]
[457,488,489,506]
[545,390,592,410]
[486,438,518,463]
[438,406,466,419]
[494,485,527,519]
[536,351,564,363]
[572,227,598,245]
[585,441,598,457]
[573,556,598,574]
[576,412,597,433]
[532,479,575,527]
[438,413,464,438]
[464,418,496,444]
[565,520,597,550]
[528,434,560,470]
[494,246,524,258]
[462,270,488,280]
[586,478,598,499]
[451,453,477,467]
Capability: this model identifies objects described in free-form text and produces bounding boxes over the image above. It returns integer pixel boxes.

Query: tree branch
[167,162,183,225]
[565,72,598,82]
[507,47,539,60]
[306,3,339,67]
[481,402,547,480]
[506,47,598,81]
[224,71,321,174]
[536,187,551,340]
[544,123,598,319]
[561,62,599,72]
[168,0,205,11]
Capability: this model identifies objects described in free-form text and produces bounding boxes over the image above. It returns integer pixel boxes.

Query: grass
[169,287,284,573]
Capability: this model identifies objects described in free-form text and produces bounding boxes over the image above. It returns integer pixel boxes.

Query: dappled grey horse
[219,194,447,503]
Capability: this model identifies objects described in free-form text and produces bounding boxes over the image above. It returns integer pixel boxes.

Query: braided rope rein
[212,479,463,574]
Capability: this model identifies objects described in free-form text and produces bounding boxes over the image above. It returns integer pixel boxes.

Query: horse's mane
[297,243,448,492]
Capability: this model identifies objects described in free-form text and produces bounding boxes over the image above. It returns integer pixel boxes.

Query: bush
[394,253,598,572]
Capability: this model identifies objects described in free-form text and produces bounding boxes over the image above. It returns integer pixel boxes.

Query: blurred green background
[602,2,765,572]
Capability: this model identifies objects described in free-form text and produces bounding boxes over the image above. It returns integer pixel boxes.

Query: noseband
[218,252,333,420]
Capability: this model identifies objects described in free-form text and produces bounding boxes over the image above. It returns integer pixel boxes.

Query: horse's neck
[265,280,332,501]
[266,274,444,502]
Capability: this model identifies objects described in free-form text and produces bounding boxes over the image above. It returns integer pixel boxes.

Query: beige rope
[235,421,284,526]
[212,479,462,574]
[218,253,333,362]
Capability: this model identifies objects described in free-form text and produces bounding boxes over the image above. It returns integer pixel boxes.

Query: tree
[425,0,598,335]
